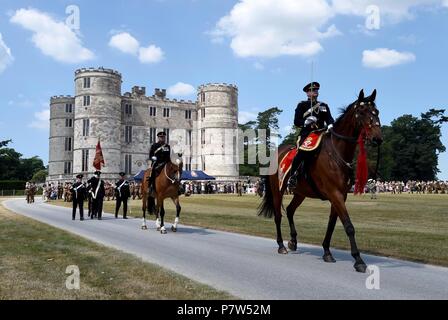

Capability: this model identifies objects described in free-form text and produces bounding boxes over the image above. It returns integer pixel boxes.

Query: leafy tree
[0,140,22,180]
[238,108,283,176]
[367,108,447,181]
[31,169,48,183]
[0,139,46,181]
[281,127,301,147]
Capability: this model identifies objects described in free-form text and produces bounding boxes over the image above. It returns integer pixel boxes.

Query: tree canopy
[0,139,46,181]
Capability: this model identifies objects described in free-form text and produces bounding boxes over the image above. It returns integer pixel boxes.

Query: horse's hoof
[171,226,177,232]
[278,247,288,254]
[323,253,336,263]
[160,229,167,234]
[288,240,297,251]
[141,226,148,230]
[354,262,367,273]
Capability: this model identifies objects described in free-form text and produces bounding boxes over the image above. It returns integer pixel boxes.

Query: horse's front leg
[322,205,338,263]
[141,194,148,230]
[159,201,167,234]
[330,193,367,273]
[171,197,181,232]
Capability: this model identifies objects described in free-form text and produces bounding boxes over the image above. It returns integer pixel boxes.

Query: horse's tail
[258,175,278,219]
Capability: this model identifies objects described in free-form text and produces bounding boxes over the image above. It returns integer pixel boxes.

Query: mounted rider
[148,131,171,193]
[288,82,335,188]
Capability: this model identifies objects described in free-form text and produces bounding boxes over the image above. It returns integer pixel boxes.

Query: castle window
[125,126,132,143]
[65,103,73,113]
[125,103,132,115]
[201,108,205,119]
[186,130,192,145]
[65,118,73,127]
[82,149,89,172]
[185,109,192,119]
[149,128,156,144]
[201,155,205,171]
[64,161,72,174]
[82,119,90,136]
[125,154,132,175]
[201,92,205,103]
[83,95,90,106]
[149,106,157,117]
[64,137,72,151]
[201,129,205,145]
[164,128,170,143]
[83,77,91,89]
[163,108,170,118]
[185,157,192,171]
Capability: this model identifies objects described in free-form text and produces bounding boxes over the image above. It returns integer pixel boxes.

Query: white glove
[151,156,157,161]
[304,116,317,126]
[326,124,333,132]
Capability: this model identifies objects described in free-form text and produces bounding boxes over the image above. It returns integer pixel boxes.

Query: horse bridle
[164,162,182,184]
[328,101,381,175]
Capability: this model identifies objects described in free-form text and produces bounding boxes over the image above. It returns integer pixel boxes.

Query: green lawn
[0,199,234,300]
[50,193,448,266]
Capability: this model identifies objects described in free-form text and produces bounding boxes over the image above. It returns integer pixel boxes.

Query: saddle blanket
[278,148,297,191]
[278,131,325,190]
[298,131,325,151]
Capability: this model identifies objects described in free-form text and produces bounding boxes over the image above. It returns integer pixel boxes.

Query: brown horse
[258,89,382,273]
[141,155,183,233]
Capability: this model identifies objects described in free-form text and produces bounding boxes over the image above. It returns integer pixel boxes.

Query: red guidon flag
[93,139,105,170]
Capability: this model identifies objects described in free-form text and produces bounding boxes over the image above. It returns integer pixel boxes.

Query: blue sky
[0,0,447,179]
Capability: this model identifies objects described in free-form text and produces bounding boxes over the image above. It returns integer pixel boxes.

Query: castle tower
[48,96,75,181]
[73,67,122,180]
[197,83,239,180]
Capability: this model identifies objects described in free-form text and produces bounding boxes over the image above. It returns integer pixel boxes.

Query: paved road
[3,198,448,299]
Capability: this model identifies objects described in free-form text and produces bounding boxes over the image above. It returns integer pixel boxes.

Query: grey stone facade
[48,67,239,182]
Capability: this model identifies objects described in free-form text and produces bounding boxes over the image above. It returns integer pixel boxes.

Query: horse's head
[352,89,383,146]
[168,153,183,183]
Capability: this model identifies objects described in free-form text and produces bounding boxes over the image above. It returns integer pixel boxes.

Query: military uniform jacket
[294,100,334,135]
[88,177,105,199]
[115,179,130,199]
[71,182,86,201]
[149,142,171,165]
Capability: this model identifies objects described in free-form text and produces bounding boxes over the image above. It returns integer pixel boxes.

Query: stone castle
[48,67,239,182]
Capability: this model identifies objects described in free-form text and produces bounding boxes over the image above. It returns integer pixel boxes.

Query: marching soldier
[148,131,171,193]
[71,174,86,220]
[115,172,130,219]
[88,170,105,220]
[288,82,334,188]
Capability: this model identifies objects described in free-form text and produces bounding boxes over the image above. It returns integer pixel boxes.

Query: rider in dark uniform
[148,131,171,193]
[71,174,86,220]
[115,172,130,219]
[88,170,105,220]
[288,82,334,188]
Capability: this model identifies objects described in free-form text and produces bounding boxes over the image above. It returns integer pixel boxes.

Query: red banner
[93,140,105,170]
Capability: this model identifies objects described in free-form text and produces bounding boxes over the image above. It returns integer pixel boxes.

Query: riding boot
[288,152,304,189]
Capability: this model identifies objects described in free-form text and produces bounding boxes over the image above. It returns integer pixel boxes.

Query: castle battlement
[75,67,122,78]
[50,95,75,103]
[199,83,238,91]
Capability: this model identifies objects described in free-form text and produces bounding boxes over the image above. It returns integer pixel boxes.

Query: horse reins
[328,128,357,170]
